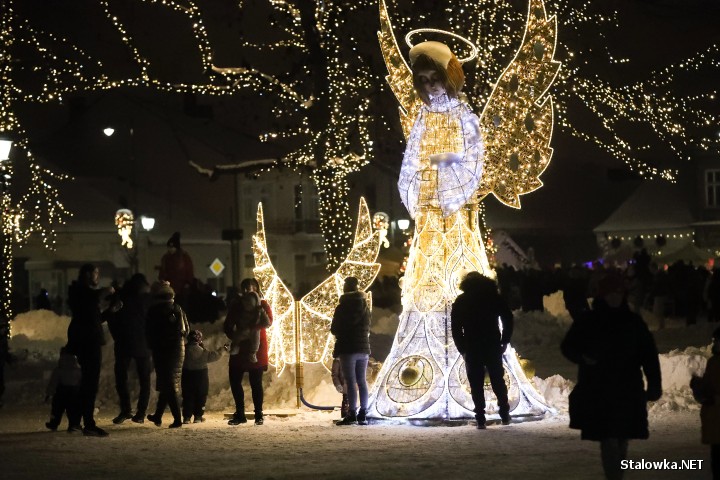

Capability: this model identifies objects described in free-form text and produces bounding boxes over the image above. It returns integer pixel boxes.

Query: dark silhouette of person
[691,326,720,480]
[34,288,52,310]
[107,273,152,424]
[159,232,195,307]
[562,272,662,480]
[563,265,590,321]
[225,278,272,426]
[66,263,115,437]
[331,276,372,426]
[44,346,82,431]
[146,282,189,428]
[451,272,513,429]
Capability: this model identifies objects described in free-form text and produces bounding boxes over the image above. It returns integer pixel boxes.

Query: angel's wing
[299,197,381,368]
[252,203,296,375]
[478,0,561,208]
[378,0,422,139]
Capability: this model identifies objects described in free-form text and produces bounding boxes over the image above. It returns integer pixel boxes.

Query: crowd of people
[497,248,720,325]
[4,238,720,478]
[41,256,274,437]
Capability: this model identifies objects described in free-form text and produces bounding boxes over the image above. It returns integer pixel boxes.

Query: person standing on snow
[691,327,720,480]
[331,276,371,426]
[562,272,662,480]
[451,272,513,429]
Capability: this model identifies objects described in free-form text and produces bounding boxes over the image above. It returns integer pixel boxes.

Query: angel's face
[416,69,446,98]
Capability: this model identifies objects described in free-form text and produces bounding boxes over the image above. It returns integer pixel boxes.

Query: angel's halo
[404,28,478,64]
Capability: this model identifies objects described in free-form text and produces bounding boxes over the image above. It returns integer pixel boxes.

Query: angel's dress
[368,94,552,420]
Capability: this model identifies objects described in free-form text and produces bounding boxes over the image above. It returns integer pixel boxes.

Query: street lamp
[140,215,155,232]
[397,219,410,231]
[103,127,115,137]
[0,137,12,161]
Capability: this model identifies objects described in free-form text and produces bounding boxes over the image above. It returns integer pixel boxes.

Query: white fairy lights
[252,197,381,375]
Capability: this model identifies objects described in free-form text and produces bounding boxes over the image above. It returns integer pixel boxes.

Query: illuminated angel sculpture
[368,0,560,421]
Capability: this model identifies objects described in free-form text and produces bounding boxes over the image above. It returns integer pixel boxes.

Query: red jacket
[225,299,273,370]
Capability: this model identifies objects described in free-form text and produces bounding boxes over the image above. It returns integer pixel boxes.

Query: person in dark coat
[159,232,195,308]
[451,272,513,428]
[45,346,82,431]
[66,263,115,437]
[561,272,662,480]
[34,288,52,310]
[224,278,272,426]
[331,276,371,426]
[691,327,720,480]
[107,273,152,424]
[146,282,189,428]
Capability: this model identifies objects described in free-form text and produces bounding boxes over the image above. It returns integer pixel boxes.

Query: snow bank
[5,307,715,417]
[371,307,399,336]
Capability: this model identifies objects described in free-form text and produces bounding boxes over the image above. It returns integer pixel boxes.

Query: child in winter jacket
[691,326,720,480]
[45,346,82,431]
[228,292,263,363]
[181,330,225,423]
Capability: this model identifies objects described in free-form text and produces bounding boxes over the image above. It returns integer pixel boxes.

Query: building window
[707,169,720,207]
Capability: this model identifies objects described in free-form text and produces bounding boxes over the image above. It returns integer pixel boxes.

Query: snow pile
[5,307,716,418]
[650,345,709,415]
[532,374,573,413]
[543,291,573,321]
[371,307,399,336]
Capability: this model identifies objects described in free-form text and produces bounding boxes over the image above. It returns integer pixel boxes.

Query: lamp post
[0,136,13,322]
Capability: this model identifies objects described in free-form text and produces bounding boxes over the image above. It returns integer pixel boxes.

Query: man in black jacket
[107,273,152,424]
[67,264,114,437]
[451,272,514,429]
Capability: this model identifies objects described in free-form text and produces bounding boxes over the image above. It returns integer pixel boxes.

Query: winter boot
[193,416,205,423]
[130,413,145,424]
[228,413,247,425]
[182,417,192,424]
[475,414,486,430]
[169,419,183,429]
[254,412,264,426]
[112,412,133,424]
[66,424,82,433]
[146,414,162,427]
[357,408,368,426]
[335,411,357,426]
[499,404,511,425]
[45,421,59,431]
[82,425,109,437]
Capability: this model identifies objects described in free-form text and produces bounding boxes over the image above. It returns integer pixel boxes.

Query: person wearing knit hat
[181,329,225,424]
[562,269,661,480]
[159,231,195,304]
[146,280,189,429]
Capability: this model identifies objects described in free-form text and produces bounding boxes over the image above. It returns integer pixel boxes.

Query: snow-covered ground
[0,294,716,479]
